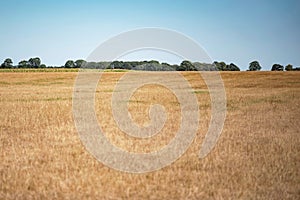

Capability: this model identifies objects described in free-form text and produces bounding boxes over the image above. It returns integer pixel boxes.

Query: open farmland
[0,71,299,199]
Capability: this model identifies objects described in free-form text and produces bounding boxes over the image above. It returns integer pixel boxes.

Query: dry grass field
[0,71,299,199]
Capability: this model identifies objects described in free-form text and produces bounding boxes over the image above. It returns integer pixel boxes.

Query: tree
[176,64,186,71]
[149,60,159,64]
[213,61,226,71]
[213,61,240,71]
[248,61,261,71]
[109,61,123,69]
[285,64,293,71]
[180,60,196,71]
[294,67,300,71]
[271,64,284,71]
[65,60,75,68]
[75,59,87,68]
[28,57,41,68]
[226,63,240,71]
[18,60,29,68]
[1,58,13,68]
[171,64,179,71]
[123,62,132,70]
[161,62,175,71]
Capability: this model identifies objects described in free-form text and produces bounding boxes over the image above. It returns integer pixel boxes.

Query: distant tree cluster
[271,63,299,71]
[1,57,299,71]
[213,61,240,71]
[245,61,300,71]
[0,57,46,68]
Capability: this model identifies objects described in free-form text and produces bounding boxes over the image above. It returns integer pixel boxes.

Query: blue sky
[0,0,299,70]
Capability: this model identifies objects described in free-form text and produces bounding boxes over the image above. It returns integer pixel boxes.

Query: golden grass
[0,68,80,73]
[0,71,299,199]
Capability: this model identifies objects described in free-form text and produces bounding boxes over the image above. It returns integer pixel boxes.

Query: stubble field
[0,71,299,199]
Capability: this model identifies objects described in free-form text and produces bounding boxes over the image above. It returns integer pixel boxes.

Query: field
[0,70,299,199]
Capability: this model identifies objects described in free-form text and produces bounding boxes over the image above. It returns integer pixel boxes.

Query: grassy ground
[0,71,299,199]
[0,68,80,73]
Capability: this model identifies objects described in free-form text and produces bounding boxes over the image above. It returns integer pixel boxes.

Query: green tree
[109,61,123,69]
[18,60,29,68]
[123,62,132,70]
[176,64,186,71]
[75,59,87,68]
[149,60,160,64]
[248,61,261,71]
[213,61,226,71]
[161,62,175,71]
[226,63,240,71]
[180,60,196,71]
[294,67,300,71]
[28,57,41,68]
[271,64,284,71]
[65,60,75,68]
[1,58,13,68]
[170,64,178,71]
[285,64,293,71]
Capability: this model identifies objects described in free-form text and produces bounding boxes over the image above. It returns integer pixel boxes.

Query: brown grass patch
[0,71,299,199]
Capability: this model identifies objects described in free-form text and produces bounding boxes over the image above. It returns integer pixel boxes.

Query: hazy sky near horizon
[0,0,299,70]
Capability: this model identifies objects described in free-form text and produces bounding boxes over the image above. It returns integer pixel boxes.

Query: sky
[0,0,299,70]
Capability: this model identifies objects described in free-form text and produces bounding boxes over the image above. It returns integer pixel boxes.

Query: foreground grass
[0,71,299,199]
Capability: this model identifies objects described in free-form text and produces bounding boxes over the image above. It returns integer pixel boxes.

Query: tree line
[1,57,299,71]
